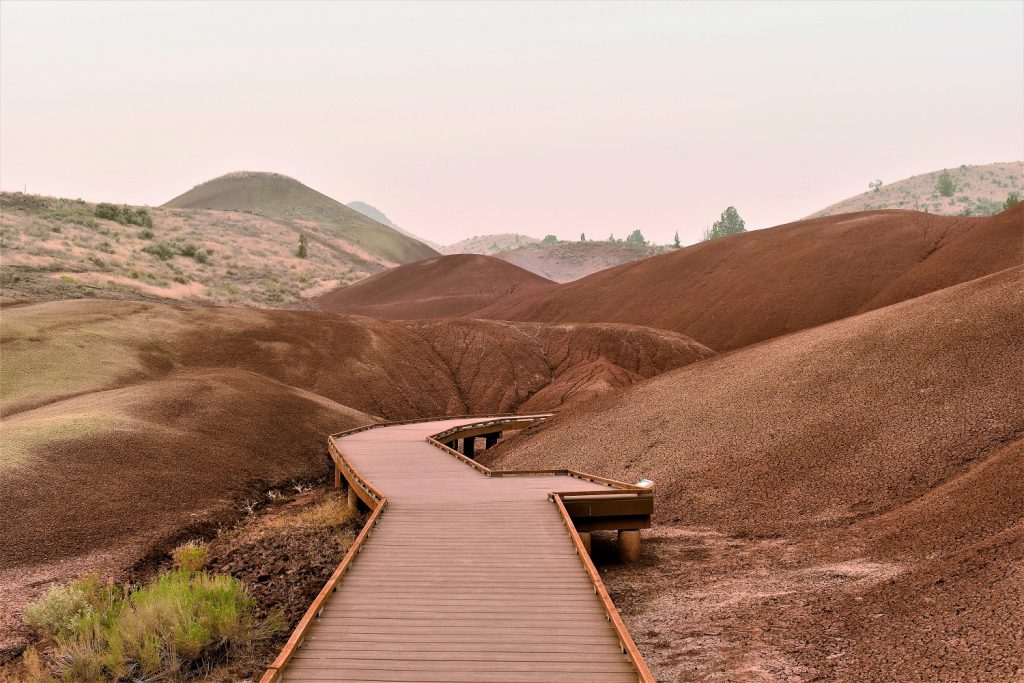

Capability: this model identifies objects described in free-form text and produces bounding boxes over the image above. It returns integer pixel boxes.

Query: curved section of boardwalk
[270,417,651,683]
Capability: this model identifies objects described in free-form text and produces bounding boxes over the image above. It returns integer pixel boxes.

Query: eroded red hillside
[0,300,711,654]
[477,205,1023,350]
[482,266,1024,680]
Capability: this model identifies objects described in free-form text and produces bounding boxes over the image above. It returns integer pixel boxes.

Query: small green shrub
[23,569,279,681]
[141,242,175,261]
[94,203,119,221]
[936,170,956,197]
[23,575,116,641]
[138,228,154,240]
[625,228,647,245]
[95,203,153,228]
[141,240,210,263]
[172,542,207,573]
[177,243,199,258]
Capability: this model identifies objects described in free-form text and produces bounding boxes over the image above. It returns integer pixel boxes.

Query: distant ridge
[347,200,443,251]
[442,233,540,255]
[164,172,439,264]
[809,161,1023,218]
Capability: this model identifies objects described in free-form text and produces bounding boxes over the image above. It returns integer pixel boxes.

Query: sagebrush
[22,565,280,682]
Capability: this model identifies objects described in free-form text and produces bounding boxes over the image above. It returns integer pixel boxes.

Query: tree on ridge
[703,206,746,241]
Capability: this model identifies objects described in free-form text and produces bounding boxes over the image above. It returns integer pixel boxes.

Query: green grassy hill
[1,173,441,307]
[164,172,438,265]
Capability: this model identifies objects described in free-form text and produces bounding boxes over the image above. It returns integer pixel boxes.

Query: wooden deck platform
[264,416,654,683]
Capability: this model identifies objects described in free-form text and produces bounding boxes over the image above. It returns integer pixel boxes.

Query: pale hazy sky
[1,1,1021,246]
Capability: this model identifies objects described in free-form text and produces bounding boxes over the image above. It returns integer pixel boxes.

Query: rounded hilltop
[163,171,439,265]
[316,253,556,318]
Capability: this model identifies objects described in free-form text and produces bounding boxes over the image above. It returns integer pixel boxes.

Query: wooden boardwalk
[265,417,652,683]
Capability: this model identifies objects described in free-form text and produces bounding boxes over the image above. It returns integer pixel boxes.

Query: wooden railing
[262,413,657,683]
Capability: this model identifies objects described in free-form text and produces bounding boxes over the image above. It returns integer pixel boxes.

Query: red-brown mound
[477,205,1023,351]
[482,267,1023,680]
[0,299,714,656]
[0,368,374,656]
[316,254,555,318]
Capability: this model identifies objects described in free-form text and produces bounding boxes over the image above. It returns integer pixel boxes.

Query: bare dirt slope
[809,161,1023,218]
[0,299,711,656]
[477,205,1023,350]
[495,240,669,282]
[316,253,555,318]
[482,267,1024,681]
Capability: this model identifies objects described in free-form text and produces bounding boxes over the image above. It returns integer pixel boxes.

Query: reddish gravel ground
[483,267,1024,681]
[477,205,1023,351]
[316,253,555,318]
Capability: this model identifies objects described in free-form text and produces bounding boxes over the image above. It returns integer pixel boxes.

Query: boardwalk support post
[618,529,641,562]
[484,432,501,449]
[347,485,360,513]
[462,437,476,459]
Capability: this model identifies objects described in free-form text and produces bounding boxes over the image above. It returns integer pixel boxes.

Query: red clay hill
[482,266,1023,681]
[0,300,711,654]
[316,253,555,318]
[476,205,1023,350]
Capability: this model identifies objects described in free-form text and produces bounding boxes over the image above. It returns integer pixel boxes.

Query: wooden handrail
[425,421,650,493]
[260,490,388,683]
[328,439,385,506]
[551,494,656,683]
